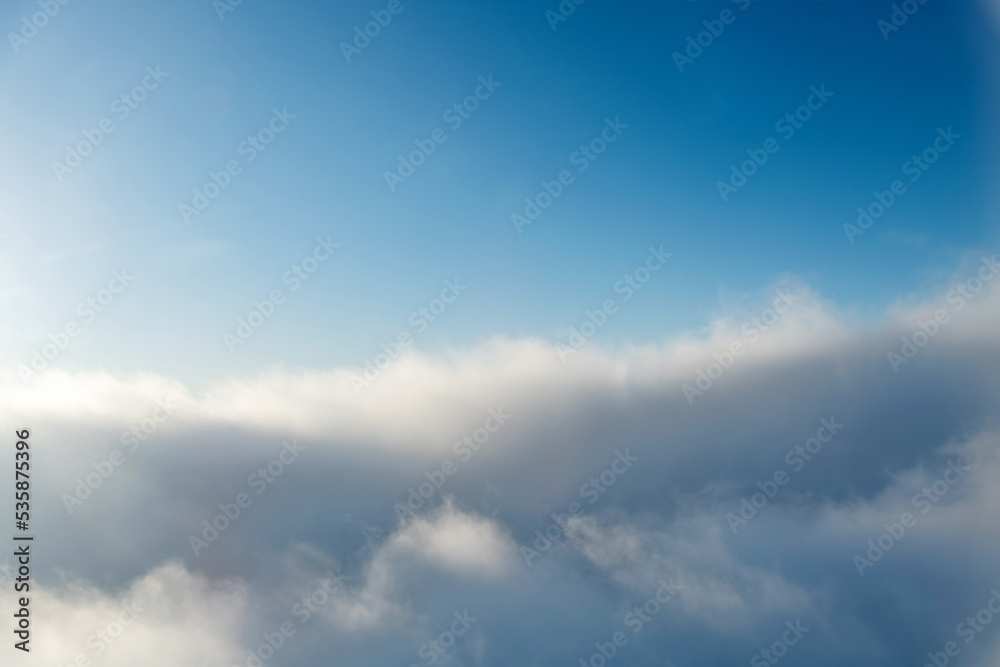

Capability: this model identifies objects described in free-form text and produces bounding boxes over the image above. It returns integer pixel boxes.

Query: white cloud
[2,560,246,667]
[2,266,999,665]
[320,501,517,633]
[1,274,995,458]
[566,515,811,626]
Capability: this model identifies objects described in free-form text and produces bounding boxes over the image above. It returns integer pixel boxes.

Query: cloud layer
[3,260,1000,666]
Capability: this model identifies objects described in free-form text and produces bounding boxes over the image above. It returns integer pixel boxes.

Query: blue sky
[1,0,997,383]
[5,3,1000,667]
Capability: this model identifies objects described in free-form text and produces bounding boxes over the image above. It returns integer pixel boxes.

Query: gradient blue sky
[1,0,998,384]
[6,3,1000,667]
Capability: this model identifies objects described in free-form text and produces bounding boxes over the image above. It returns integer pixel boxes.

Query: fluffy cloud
[2,560,246,667]
[3,264,1000,665]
